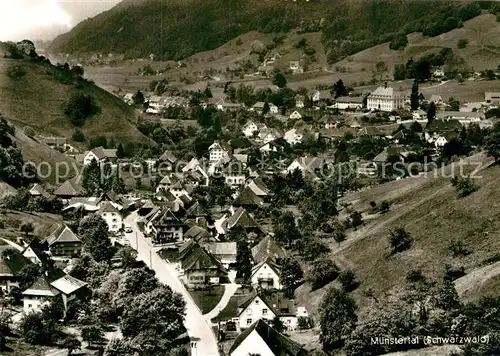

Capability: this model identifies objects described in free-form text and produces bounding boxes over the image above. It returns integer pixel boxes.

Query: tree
[78,214,115,262]
[64,92,100,126]
[280,257,303,297]
[320,287,358,350]
[81,325,104,348]
[389,34,408,50]
[410,80,419,110]
[388,227,413,253]
[349,211,363,229]
[273,211,300,248]
[486,123,500,161]
[116,143,125,158]
[82,159,103,195]
[332,226,346,247]
[20,222,34,237]
[132,90,145,106]
[234,232,252,282]
[307,258,340,290]
[331,79,348,98]
[262,101,270,115]
[62,335,81,356]
[72,129,85,142]
[457,38,468,49]
[338,269,358,292]
[427,101,437,122]
[272,69,287,88]
[374,61,388,82]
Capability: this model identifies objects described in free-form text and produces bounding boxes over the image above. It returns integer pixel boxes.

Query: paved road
[124,212,220,356]
[204,280,239,323]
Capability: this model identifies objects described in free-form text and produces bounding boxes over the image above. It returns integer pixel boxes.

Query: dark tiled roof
[45,225,81,246]
[185,201,211,218]
[233,187,264,207]
[426,119,463,133]
[251,236,286,265]
[54,180,83,197]
[226,207,260,230]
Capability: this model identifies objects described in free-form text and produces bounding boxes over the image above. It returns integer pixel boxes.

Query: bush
[338,269,359,292]
[349,211,363,228]
[451,176,477,197]
[72,129,85,142]
[389,34,408,50]
[457,38,468,49]
[6,65,26,79]
[380,200,390,213]
[23,126,36,137]
[444,264,466,281]
[307,258,339,290]
[448,239,470,257]
[388,227,413,253]
[64,92,100,126]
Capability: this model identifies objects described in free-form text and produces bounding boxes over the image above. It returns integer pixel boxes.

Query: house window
[102,213,107,217]
[247,319,253,325]
[112,219,117,222]
[262,308,268,315]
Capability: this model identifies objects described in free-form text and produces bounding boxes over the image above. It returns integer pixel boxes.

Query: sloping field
[297,153,500,317]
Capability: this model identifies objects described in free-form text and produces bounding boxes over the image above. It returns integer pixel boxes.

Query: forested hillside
[50,0,497,63]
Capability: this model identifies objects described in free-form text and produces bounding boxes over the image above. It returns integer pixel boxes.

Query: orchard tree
[78,214,115,262]
[332,79,348,98]
[388,227,413,253]
[62,335,81,356]
[486,123,500,162]
[410,80,419,110]
[320,287,358,350]
[280,257,303,298]
[233,231,252,282]
[20,222,34,237]
[132,90,145,106]
[272,69,287,88]
[273,211,300,248]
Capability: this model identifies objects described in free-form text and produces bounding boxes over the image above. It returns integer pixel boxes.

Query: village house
[43,225,82,257]
[204,242,237,269]
[289,61,303,74]
[259,141,283,154]
[54,180,84,201]
[229,319,307,356]
[289,110,302,120]
[233,186,265,211]
[149,208,184,245]
[242,120,261,138]
[257,127,281,144]
[21,241,46,265]
[83,146,118,166]
[436,111,485,126]
[295,95,305,108]
[22,273,88,314]
[485,92,500,104]
[158,150,178,171]
[424,119,463,144]
[37,135,67,149]
[373,146,410,164]
[367,85,404,112]
[146,95,166,114]
[98,201,123,233]
[174,240,228,288]
[208,141,230,163]
[285,156,332,177]
[29,183,50,198]
[185,201,212,224]
[283,128,304,145]
[223,207,263,236]
[246,177,271,202]
[250,257,282,290]
[331,96,364,110]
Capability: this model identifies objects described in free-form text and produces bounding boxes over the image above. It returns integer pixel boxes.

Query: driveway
[124,212,220,356]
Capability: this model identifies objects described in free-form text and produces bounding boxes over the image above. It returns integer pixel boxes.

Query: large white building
[367,86,404,112]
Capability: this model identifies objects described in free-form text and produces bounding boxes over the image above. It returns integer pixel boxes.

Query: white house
[83,147,117,166]
[485,92,500,104]
[22,275,60,313]
[289,61,303,74]
[242,121,261,138]
[250,259,282,290]
[283,128,303,145]
[289,110,302,120]
[312,90,321,103]
[251,102,277,114]
[208,141,229,162]
[229,319,307,356]
[257,127,281,144]
[259,141,282,153]
[332,96,364,110]
[367,86,404,112]
[295,95,305,108]
[98,201,123,233]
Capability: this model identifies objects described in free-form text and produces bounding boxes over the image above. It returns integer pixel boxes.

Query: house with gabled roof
[251,236,286,266]
[233,186,264,210]
[259,141,283,154]
[285,156,332,177]
[83,146,117,166]
[229,319,307,356]
[22,274,61,312]
[208,141,230,163]
[185,201,212,223]
[29,183,50,198]
[0,248,32,293]
[98,201,123,233]
[176,240,228,288]
[184,226,214,243]
[204,242,237,269]
[22,241,47,266]
[289,111,302,120]
[251,257,282,290]
[43,225,82,257]
[225,207,263,235]
[54,180,84,201]
[373,146,410,164]
[424,119,463,143]
[246,178,271,202]
[258,127,282,144]
[158,150,178,166]
[50,274,89,312]
[150,208,184,244]
[242,120,261,138]
[358,126,384,137]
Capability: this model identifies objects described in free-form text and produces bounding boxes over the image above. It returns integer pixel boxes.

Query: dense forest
[50,0,499,63]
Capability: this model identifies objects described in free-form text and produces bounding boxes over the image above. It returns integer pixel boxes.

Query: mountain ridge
[49,0,494,63]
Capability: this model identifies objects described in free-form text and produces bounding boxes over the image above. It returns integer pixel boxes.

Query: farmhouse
[367,86,404,112]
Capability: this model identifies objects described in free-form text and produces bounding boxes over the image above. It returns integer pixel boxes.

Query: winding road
[124,212,220,356]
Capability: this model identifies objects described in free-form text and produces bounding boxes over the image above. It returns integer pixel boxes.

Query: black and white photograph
[0,0,499,355]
